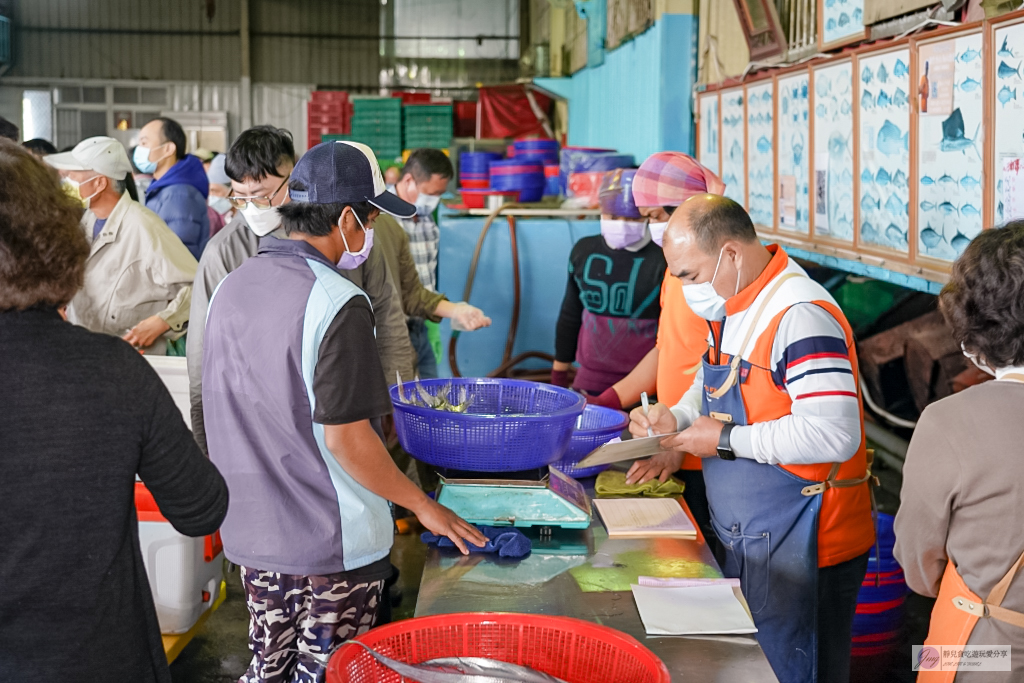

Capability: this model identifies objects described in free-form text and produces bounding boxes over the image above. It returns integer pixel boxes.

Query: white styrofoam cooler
[138,519,223,634]
[139,355,222,634]
[143,355,191,428]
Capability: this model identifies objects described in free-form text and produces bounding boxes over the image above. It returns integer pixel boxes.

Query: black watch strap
[717,423,737,460]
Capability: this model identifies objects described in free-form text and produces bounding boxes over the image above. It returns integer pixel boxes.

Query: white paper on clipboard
[574,432,681,469]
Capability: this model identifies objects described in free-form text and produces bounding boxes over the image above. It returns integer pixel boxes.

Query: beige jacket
[68,191,197,355]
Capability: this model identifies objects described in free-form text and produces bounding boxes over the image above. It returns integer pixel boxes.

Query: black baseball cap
[289,140,415,218]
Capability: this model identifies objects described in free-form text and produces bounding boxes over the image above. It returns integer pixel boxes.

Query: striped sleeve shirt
[672,303,862,466]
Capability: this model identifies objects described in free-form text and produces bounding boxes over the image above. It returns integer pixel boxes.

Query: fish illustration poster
[747,81,775,227]
[918,33,984,261]
[994,22,1024,226]
[698,93,720,176]
[778,72,810,234]
[721,89,746,207]
[820,0,864,50]
[812,61,854,242]
[858,49,911,254]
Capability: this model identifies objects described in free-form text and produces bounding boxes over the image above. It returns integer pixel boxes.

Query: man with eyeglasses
[187,126,413,456]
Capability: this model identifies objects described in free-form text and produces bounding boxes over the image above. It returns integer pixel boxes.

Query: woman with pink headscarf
[588,151,724,550]
[587,151,726,411]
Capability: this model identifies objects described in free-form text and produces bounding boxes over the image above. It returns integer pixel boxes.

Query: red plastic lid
[135,481,167,523]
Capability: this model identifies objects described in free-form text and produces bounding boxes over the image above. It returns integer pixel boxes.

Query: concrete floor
[168,461,929,683]
[167,530,428,683]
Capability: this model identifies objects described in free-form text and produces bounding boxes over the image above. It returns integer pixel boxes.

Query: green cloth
[425,319,442,366]
[594,470,685,498]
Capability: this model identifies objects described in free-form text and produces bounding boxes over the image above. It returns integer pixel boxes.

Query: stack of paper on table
[631,580,758,635]
[593,497,696,539]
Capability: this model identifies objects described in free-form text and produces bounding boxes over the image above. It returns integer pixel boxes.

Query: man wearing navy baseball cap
[203,141,486,683]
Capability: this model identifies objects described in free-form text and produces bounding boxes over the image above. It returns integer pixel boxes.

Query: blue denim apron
[700,273,830,683]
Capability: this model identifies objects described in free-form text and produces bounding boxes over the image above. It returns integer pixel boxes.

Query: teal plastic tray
[435,468,591,530]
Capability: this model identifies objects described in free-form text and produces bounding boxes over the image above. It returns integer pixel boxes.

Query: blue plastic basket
[553,405,629,479]
[390,379,586,472]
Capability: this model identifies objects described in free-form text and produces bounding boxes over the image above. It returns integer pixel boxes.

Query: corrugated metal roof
[8,0,516,91]
[9,0,378,84]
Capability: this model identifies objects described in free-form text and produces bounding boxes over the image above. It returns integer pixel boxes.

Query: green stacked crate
[403,105,453,149]
[349,97,403,159]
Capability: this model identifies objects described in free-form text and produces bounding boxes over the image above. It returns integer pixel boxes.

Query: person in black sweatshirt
[552,169,666,399]
[0,139,229,683]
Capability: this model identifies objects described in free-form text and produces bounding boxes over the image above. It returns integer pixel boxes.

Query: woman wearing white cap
[45,137,198,354]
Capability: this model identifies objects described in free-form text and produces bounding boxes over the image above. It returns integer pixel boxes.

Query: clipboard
[574,432,681,469]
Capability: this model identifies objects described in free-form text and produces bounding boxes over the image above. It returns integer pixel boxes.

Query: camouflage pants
[239,566,384,683]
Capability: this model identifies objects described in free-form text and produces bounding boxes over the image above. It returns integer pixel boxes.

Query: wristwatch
[717,423,737,460]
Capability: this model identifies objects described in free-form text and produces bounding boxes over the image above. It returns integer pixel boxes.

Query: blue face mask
[133,145,159,175]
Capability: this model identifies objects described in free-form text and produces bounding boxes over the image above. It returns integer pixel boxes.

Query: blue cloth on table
[421,525,531,558]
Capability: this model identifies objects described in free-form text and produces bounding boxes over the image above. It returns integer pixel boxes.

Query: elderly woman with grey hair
[895,223,1024,681]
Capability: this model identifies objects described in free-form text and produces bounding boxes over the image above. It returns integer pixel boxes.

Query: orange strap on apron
[708,273,802,400]
[920,550,1024,682]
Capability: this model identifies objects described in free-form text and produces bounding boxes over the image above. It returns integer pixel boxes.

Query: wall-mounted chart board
[992,18,1024,227]
[778,72,811,235]
[721,88,746,206]
[746,80,775,228]
[698,92,720,176]
[812,60,855,242]
[819,0,866,51]
[917,31,984,262]
[858,48,912,255]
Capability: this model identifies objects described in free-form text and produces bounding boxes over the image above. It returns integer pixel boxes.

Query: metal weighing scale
[435,465,592,531]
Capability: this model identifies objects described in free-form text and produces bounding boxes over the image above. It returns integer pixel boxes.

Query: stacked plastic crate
[350,97,403,162]
[307,91,350,150]
[403,104,453,153]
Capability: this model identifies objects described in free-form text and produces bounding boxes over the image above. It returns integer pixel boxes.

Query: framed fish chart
[777,71,811,235]
[818,0,867,52]
[811,59,855,243]
[991,16,1024,227]
[721,88,746,207]
[857,47,912,256]
[746,79,776,229]
[698,92,721,177]
[915,30,984,264]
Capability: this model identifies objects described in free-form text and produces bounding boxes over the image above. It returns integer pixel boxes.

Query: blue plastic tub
[390,378,586,472]
[553,405,629,479]
[459,151,502,172]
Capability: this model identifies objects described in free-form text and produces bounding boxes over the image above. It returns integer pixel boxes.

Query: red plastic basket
[326,613,670,683]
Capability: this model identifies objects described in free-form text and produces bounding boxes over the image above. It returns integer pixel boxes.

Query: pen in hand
[641,391,654,437]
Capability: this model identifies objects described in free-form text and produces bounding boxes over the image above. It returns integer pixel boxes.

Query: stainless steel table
[414,513,779,682]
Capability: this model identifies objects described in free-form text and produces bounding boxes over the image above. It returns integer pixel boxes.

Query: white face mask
[241,204,282,237]
[415,192,442,216]
[962,343,996,377]
[208,195,232,215]
[682,247,741,321]
[649,221,669,248]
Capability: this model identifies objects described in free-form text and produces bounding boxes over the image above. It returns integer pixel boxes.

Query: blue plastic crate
[391,378,585,472]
